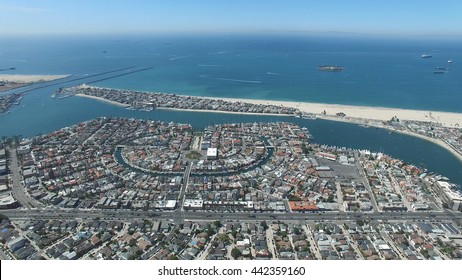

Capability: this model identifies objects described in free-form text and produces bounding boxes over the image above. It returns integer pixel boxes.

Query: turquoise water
[0,34,461,184]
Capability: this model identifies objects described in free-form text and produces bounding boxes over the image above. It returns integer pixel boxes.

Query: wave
[198,64,221,67]
[267,72,284,75]
[105,55,159,59]
[208,50,234,55]
[169,55,190,61]
[215,77,262,84]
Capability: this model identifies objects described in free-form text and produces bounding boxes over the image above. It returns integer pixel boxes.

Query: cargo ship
[318,65,343,72]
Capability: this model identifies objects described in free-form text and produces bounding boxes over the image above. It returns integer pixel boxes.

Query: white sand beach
[0,74,69,83]
[210,97,462,127]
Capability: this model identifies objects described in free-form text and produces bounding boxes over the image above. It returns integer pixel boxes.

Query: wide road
[0,207,460,224]
[6,146,40,209]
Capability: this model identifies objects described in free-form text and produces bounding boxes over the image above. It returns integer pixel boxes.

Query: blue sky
[1,0,462,36]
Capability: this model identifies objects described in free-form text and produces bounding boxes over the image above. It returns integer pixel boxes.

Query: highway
[0,207,460,224]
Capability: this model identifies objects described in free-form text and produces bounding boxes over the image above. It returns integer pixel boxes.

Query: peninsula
[0,74,69,84]
[0,74,70,113]
[0,74,69,91]
[56,85,462,165]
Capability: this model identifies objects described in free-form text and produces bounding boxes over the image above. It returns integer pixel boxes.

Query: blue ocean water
[2,34,461,112]
[0,34,462,184]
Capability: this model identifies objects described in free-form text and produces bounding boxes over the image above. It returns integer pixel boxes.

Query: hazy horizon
[1,0,462,37]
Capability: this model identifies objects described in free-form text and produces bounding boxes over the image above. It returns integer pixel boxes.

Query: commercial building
[206,148,218,160]
[289,201,319,212]
[183,199,204,210]
[0,192,19,209]
[436,181,462,212]
[316,152,337,161]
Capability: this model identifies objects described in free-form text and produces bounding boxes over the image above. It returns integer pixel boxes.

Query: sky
[1,0,462,36]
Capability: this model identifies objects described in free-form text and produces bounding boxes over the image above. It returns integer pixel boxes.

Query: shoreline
[75,93,128,107]
[316,114,462,164]
[0,74,70,83]
[207,96,462,128]
[394,128,462,164]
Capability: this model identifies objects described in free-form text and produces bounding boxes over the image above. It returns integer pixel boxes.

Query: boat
[435,67,450,71]
[448,60,453,63]
[421,54,432,58]
[318,65,343,72]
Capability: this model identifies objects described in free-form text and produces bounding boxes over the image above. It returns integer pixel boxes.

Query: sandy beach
[0,74,69,83]
[209,97,462,128]
[75,93,129,107]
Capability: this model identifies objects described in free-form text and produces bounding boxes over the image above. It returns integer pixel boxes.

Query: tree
[289,195,302,201]
[293,227,302,235]
[231,248,242,259]
[206,224,216,235]
[260,221,268,231]
[218,233,230,243]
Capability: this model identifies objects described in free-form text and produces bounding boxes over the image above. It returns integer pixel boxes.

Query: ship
[435,67,450,71]
[318,65,343,72]
[421,54,432,58]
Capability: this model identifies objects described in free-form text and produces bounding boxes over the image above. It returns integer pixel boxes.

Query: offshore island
[0,84,461,260]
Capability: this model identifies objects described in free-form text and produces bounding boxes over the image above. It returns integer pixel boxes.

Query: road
[354,151,379,212]
[6,146,40,209]
[173,161,192,223]
[0,207,460,224]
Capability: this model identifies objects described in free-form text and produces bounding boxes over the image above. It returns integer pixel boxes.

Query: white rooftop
[207,148,218,157]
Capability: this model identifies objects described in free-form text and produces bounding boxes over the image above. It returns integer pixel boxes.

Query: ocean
[2,34,462,111]
[1,33,462,184]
